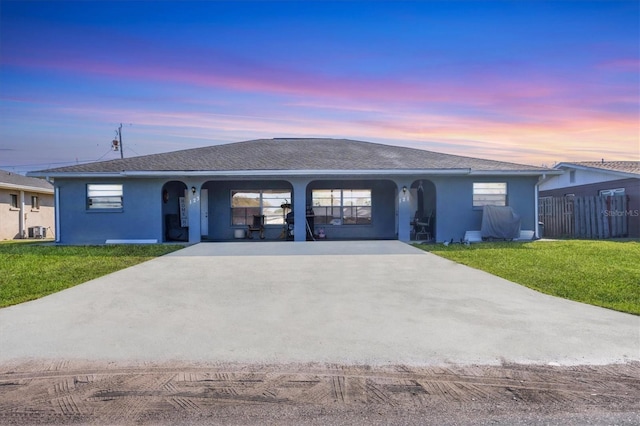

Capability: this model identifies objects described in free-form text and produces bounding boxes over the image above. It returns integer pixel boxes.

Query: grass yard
[0,242,183,308]
[416,240,640,315]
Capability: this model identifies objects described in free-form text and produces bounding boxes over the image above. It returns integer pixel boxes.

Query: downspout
[19,190,25,238]
[54,186,60,243]
[47,177,60,243]
[535,173,549,239]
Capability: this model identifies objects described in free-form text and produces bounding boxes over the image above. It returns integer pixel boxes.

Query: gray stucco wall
[431,175,538,242]
[54,174,539,244]
[203,179,292,241]
[57,178,165,244]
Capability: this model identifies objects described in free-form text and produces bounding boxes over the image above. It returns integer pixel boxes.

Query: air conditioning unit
[28,226,46,239]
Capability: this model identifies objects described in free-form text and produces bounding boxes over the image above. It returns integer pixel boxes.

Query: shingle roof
[0,169,54,192]
[33,138,549,174]
[559,161,640,176]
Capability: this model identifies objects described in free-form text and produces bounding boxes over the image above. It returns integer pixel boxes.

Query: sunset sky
[1,1,638,174]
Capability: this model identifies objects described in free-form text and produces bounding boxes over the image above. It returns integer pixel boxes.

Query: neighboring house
[0,170,55,240]
[539,161,640,238]
[28,138,555,245]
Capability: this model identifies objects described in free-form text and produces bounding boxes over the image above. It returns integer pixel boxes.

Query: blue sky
[1,1,638,173]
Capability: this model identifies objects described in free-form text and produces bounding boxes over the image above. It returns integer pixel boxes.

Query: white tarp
[480,205,521,240]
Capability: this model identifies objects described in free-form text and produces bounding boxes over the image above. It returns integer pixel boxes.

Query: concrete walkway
[0,241,638,366]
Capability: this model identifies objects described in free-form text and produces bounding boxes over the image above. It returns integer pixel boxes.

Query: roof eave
[469,170,561,176]
[0,182,54,194]
[554,163,640,179]
[28,168,554,179]
[29,169,471,178]
[123,169,478,177]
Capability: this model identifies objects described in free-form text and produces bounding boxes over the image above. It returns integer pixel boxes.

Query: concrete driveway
[0,241,638,365]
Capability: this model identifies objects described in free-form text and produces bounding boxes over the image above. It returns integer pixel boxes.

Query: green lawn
[0,242,183,308]
[3,240,638,314]
[416,240,640,315]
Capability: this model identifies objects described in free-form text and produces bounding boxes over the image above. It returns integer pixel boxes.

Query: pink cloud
[597,58,640,72]
[6,93,637,168]
[4,43,573,111]
[7,34,636,136]
[4,38,637,168]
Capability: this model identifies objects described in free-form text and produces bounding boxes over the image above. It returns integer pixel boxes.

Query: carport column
[187,183,202,244]
[291,178,310,242]
[397,181,412,242]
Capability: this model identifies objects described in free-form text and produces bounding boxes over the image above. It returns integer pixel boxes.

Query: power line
[95,148,118,162]
[0,159,96,168]
[127,146,141,156]
[4,123,136,171]
[0,152,122,170]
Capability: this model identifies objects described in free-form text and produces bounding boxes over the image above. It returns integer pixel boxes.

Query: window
[312,189,372,225]
[10,194,18,208]
[569,170,576,184]
[31,195,39,210]
[473,182,507,207]
[600,188,625,197]
[87,184,123,209]
[231,190,291,225]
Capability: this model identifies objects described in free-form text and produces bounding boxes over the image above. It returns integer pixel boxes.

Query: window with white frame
[10,194,18,208]
[312,189,372,225]
[231,190,291,225]
[599,188,625,197]
[473,182,507,207]
[87,184,123,209]
[31,195,39,210]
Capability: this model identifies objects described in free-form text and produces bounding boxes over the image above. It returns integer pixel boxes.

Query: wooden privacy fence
[539,195,629,239]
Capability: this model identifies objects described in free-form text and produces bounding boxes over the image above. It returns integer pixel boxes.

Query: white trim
[29,169,467,178]
[0,182,54,194]
[467,170,562,176]
[106,239,158,244]
[28,168,555,179]
[599,188,625,196]
[120,169,475,177]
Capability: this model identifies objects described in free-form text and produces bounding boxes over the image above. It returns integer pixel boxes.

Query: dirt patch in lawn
[0,361,638,425]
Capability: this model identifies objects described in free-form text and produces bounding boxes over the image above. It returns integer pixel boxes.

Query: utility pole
[112,124,124,159]
[117,123,124,159]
